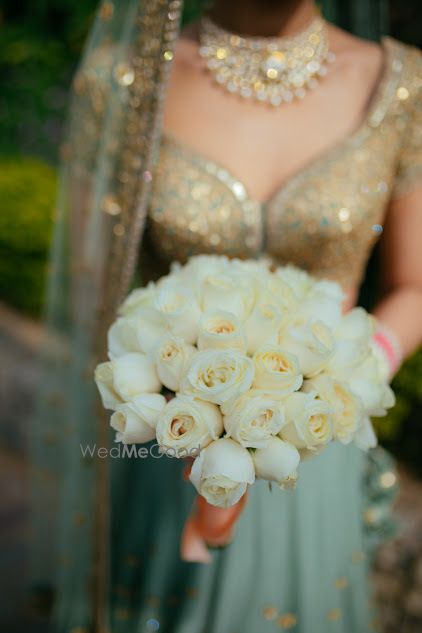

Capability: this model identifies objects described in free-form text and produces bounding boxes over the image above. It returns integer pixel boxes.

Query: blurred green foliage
[375,350,422,441]
[374,349,422,475]
[0,1,98,161]
[0,157,56,252]
[0,3,94,313]
[0,157,56,314]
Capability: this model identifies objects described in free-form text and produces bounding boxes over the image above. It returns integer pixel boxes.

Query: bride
[31,0,422,631]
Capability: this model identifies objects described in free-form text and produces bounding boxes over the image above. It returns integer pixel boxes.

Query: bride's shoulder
[330,23,420,62]
[326,25,385,88]
[382,36,421,87]
[327,24,420,100]
[327,25,382,59]
[380,37,421,113]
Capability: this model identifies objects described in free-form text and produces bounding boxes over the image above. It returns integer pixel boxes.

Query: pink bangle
[373,323,403,379]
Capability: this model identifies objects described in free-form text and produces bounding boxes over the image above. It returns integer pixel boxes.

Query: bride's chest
[163,39,380,205]
[147,119,401,288]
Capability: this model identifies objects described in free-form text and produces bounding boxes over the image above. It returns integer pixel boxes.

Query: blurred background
[0,1,421,632]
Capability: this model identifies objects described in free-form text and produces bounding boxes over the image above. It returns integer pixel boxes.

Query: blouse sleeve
[393,51,422,198]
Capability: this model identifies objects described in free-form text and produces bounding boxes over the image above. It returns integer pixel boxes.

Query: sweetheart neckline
[160,37,403,207]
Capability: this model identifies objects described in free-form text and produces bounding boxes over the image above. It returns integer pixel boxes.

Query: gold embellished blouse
[147,38,422,288]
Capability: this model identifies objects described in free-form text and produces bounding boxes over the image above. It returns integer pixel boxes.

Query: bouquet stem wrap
[181,494,249,563]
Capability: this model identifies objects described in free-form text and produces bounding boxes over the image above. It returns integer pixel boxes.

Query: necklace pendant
[263,51,287,79]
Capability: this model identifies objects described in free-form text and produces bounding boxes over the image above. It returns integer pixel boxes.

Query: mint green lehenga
[31,2,422,632]
[111,445,372,632]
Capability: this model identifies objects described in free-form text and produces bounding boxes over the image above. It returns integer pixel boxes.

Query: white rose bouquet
[95,255,395,513]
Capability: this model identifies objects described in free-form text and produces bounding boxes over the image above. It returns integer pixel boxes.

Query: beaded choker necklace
[199,15,335,106]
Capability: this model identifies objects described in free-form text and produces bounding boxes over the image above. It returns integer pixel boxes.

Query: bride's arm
[372,184,422,364]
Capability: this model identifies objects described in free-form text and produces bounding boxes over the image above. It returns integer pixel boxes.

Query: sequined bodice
[148,38,421,288]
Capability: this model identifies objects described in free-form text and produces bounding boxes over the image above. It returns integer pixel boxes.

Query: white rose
[130,393,167,426]
[190,438,255,508]
[243,303,283,355]
[354,415,377,451]
[253,437,300,488]
[327,307,377,379]
[260,275,297,312]
[326,338,367,380]
[222,391,285,448]
[156,395,223,453]
[175,254,230,295]
[197,310,247,353]
[155,334,196,392]
[94,361,121,410]
[155,283,201,344]
[183,349,254,405]
[229,257,270,278]
[199,273,254,320]
[278,319,335,377]
[346,355,395,416]
[276,265,313,300]
[313,278,345,304]
[107,317,142,359]
[303,375,362,444]
[110,395,166,444]
[296,294,342,330]
[327,338,395,416]
[132,307,168,354]
[280,272,344,329]
[280,391,333,449]
[113,352,161,400]
[118,282,157,316]
[253,344,303,394]
[335,307,375,343]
